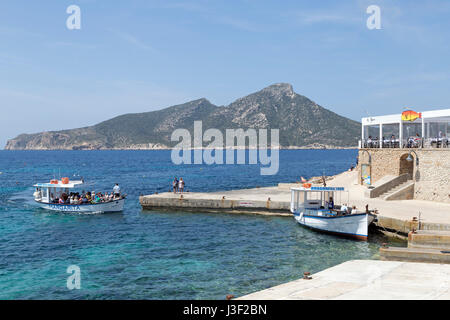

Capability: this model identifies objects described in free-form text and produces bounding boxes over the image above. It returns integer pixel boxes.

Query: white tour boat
[290,186,377,241]
[33,178,125,213]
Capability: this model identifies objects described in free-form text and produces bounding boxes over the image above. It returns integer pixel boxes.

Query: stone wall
[358,149,450,203]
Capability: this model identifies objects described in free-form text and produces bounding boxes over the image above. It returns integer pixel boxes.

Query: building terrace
[358,108,450,204]
[360,108,450,149]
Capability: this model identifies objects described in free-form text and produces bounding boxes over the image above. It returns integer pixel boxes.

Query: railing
[365,173,410,198]
[359,138,448,149]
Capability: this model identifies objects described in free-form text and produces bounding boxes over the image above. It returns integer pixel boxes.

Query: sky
[1,0,450,148]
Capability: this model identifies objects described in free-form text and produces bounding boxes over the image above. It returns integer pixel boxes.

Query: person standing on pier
[173,177,179,193]
[178,177,185,193]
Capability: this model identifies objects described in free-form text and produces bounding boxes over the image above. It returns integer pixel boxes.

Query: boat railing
[42,196,126,205]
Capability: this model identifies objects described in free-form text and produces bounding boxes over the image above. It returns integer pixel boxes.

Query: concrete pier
[140,174,450,234]
[140,171,450,234]
[140,187,291,216]
[238,260,450,300]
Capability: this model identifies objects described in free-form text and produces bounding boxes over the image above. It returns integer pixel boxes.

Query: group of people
[365,132,450,148]
[366,134,401,148]
[325,197,356,215]
[51,184,122,205]
[172,177,185,193]
[406,134,421,148]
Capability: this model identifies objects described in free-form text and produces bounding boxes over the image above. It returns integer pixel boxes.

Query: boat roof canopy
[34,180,84,189]
[291,186,345,192]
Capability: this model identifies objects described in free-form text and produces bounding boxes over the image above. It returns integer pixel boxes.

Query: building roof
[291,187,345,192]
[362,108,450,126]
[34,180,84,189]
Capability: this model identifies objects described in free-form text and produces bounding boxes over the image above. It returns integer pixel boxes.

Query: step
[383,181,415,201]
[378,183,406,198]
[380,246,450,264]
[408,230,450,250]
[384,182,409,194]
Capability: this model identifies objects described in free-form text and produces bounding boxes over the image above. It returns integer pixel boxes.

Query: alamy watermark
[65,5,381,31]
[171,121,279,175]
[366,5,381,30]
[66,5,81,30]
[67,265,81,290]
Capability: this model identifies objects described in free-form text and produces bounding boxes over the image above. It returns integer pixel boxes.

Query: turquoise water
[0,150,394,299]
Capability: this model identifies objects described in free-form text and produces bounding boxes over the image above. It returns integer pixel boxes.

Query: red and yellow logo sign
[401,110,422,122]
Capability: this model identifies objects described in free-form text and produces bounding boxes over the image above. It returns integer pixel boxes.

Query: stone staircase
[378,180,415,201]
[365,173,415,200]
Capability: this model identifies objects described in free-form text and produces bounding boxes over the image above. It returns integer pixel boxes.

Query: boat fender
[299,212,304,220]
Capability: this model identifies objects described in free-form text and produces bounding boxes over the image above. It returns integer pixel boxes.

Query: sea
[0,150,399,299]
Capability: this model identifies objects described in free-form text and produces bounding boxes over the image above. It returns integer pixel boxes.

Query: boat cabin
[290,186,349,217]
[34,180,84,204]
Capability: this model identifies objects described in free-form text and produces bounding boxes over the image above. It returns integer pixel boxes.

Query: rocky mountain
[5,83,360,150]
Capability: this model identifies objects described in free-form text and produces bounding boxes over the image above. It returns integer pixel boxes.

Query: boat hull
[36,199,125,213]
[294,212,376,241]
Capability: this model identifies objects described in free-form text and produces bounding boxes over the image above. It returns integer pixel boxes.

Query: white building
[360,108,450,148]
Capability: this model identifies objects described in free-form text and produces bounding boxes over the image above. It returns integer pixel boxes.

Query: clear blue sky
[1,0,450,148]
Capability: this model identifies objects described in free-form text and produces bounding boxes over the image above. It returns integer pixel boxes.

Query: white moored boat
[33,178,125,213]
[290,186,376,241]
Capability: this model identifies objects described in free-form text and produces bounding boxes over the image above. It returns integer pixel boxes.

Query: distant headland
[5,83,360,150]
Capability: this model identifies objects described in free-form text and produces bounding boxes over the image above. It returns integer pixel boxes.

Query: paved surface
[325,170,450,227]
[143,186,290,202]
[140,186,291,216]
[238,260,450,300]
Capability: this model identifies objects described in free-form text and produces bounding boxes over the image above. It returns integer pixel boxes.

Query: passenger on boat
[94,193,102,203]
[113,184,120,198]
[327,197,334,210]
[340,203,349,215]
[82,195,89,204]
